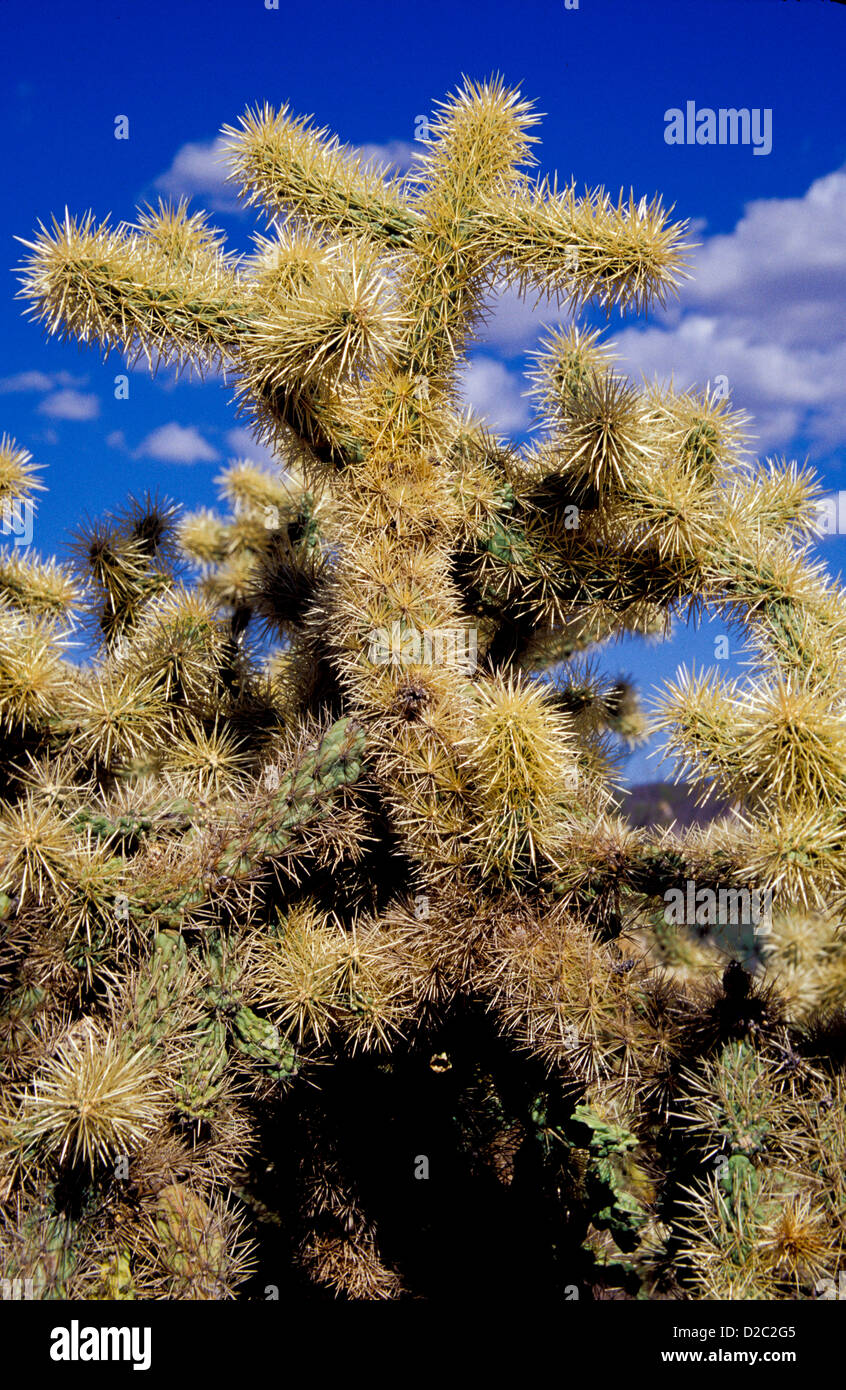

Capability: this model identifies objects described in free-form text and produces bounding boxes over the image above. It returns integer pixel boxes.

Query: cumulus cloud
[475,280,572,355]
[459,355,531,434]
[135,423,219,465]
[134,155,846,463]
[427,166,846,460]
[610,164,846,456]
[0,370,54,394]
[224,428,280,469]
[37,390,100,421]
[154,135,240,212]
[356,139,419,176]
[0,370,88,395]
[153,127,422,222]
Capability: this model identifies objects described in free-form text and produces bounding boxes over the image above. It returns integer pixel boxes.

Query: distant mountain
[619,781,731,831]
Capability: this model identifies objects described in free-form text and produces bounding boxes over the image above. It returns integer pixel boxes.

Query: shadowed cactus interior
[1,78,845,1301]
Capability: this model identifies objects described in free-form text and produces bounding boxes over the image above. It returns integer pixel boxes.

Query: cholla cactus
[1,77,844,1301]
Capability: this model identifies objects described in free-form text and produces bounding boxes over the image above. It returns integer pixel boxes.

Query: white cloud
[135,423,219,465]
[459,355,530,434]
[154,132,420,219]
[134,156,846,463]
[153,126,421,222]
[409,164,846,460]
[37,390,99,421]
[0,369,87,395]
[154,135,240,212]
[356,139,419,176]
[224,428,280,469]
[610,315,846,453]
[475,280,572,355]
[608,164,846,457]
[0,370,54,393]
[106,429,128,450]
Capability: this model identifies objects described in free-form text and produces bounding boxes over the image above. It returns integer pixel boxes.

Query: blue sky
[2,0,845,782]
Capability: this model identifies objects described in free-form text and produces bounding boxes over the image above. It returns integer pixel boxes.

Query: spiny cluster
[1,78,844,1301]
